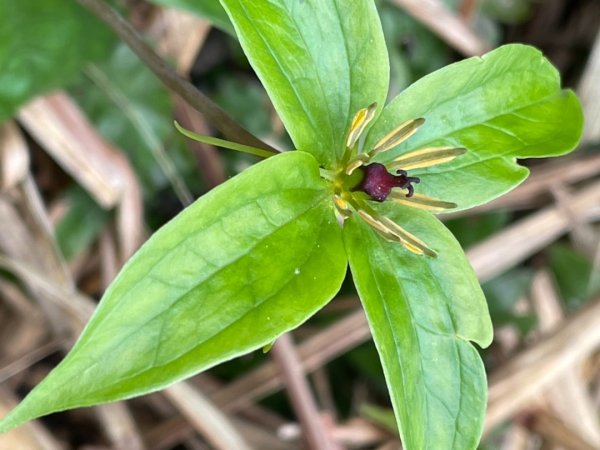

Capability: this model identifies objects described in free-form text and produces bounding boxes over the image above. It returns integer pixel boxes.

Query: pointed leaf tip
[0,151,348,429]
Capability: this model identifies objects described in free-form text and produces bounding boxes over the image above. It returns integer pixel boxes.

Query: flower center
[323,103,466,257]
[355,163,420,202]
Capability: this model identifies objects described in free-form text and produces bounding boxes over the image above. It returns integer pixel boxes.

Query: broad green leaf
[444,211,509,248]
[0,151,347,432]
[219,0,389,168]
[0,0,112,122]
[365,44,583,211]
[147,0,234,35]
[344,205,491,450]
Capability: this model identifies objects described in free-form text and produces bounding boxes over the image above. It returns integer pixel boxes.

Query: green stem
[174,121,278,159]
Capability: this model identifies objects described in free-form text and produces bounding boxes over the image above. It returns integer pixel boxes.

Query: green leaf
[344,205,491,449]
[366,44,583,211]
[0,151,347,432]
[219,0,389,168]
[0,0,113,122]
[147,0,234,35]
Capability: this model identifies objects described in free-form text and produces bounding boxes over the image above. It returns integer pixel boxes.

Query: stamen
[333,194,354,226]
[388,191,457,211]
[356,205,437,257]
[346,103,378,149]
[333,194,352,217]
[357,210,399,241]
[388,146,467,171]
[371,118,425,155]
[345,153,371,175]
[379,217,437,257]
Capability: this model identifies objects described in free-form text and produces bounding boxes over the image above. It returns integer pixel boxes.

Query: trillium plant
[0,1,583,448]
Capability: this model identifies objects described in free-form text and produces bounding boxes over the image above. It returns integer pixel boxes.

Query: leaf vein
[369,234,428,448]
[232,0,325,149]
[81,202,331,393]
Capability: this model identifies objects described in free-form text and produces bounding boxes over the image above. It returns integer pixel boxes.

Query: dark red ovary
[357,163,420,202]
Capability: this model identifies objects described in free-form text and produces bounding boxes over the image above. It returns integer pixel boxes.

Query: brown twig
[95,403,146,450]
[212,309,369,413]
[486,296,600,433]
[146,7,227,189]
[77,0,277,153]
[530,270,600,445]
[467,180,600,283]
[271,334,341,450]
[164,382,253,450]
[578,28,600,144]
[445,153,600,217]
[0,339,65,385]
[390,0,491,56]
[523,409,598,450]
[0,122,29,192]
[146,7,211,76]
[458,0,479,22]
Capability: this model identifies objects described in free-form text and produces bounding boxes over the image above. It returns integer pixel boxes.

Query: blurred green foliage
[481,0,532,24]
[549,244,600,311]
[213,77,272,138]
[483,269,536,333]
[378,2,451,97]
[55,188,109,261]
[0,0,113,122]
[70,44,196,197]
[147,0,233,34]
[444,212,511,249]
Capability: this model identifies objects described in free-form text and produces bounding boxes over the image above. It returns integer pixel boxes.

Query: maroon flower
[328,103,467,257]
[357,163,420,202]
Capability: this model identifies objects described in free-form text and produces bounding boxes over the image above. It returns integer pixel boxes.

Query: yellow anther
[346,102,378,149]
[388,146,467,171]
[371,118,425,155]
[388,191,457,212]
[345,153,370,175]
